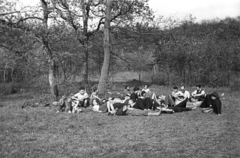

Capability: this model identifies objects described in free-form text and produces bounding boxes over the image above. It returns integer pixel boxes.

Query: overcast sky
[19,0,240,22]
[148,0,240,22]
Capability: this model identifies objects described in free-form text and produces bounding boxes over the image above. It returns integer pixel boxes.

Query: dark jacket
[200,92,222,114]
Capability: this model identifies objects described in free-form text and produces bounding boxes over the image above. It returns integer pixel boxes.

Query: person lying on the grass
[112,91,162,111]
[72,86,89,108]
[107,93,147,114]
[90,87,101,106]
[92,98,106,112]
[191,84,206,101]
[200,92,222,115]
[108,100,161,116]
[107,95,131,113]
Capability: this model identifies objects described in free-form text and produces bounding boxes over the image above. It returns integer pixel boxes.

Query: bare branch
[110,1,134,22]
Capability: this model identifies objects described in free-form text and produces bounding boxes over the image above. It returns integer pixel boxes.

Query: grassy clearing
[0,85,240,158]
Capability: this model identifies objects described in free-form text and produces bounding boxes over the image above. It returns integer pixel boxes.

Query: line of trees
[1,0,240,97]
[0,0,153,97]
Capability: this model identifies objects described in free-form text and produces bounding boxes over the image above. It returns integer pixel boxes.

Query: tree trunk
[41,0,58,99]
[81,0,90,86]
[98,0,113,93]
[49,59,59,100]
[10,68,14,82]
[3,68,6,82]
[84,42,89,85]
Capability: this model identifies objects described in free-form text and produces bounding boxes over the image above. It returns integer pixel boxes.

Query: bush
[0,82,22,95]
[230,80,240,91]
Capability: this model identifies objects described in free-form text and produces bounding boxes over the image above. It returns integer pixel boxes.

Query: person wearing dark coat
[130,87,140,103]
[200,92,222,115]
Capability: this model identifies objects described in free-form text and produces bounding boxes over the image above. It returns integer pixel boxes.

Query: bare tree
[97,0,113,93]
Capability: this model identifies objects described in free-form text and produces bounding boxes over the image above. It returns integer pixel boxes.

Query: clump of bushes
[0,82,22,95]
[230,81,240,91]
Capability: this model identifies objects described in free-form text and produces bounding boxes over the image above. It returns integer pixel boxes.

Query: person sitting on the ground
[171,86,182,101]
[163,86,183,106]
[72,86,89,108]
[168,98,192,112]
[200,92,222,115]
[57,94,83,113]
[157,95,192,113]
[142,84,158,101]
[124,85,131,96]
[90,87,101,106]
[129,91,161,111]
[132,91,147,110]
[142,91,161,110]
[130,87,141,103]
[92,98,101,112]
[142,84,151,93]
[180,86,190,100]
[191,84,206,101]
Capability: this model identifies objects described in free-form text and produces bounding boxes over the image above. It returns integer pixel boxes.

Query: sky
[148,0,240,22]
[18,0,240,23]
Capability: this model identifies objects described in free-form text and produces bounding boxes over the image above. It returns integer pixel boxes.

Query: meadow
[0,83,240,158]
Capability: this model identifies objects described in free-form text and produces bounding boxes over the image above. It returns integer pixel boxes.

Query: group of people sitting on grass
[57,84,222,116]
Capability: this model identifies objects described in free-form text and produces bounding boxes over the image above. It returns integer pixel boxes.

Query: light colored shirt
[72,92,88,101]
[192,89,205,96]
[142,88,151,93]
[182,90,190,99]
[171,90,181,98]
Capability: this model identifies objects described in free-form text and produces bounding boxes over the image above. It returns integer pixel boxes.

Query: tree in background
[0,0,61,98]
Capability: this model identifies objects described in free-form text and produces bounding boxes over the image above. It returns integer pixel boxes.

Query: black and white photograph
[0,0,240,157]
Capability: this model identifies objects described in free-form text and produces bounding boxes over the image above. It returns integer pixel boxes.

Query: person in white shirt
[72,86,89,108]
[142,84,157,100]
[171,86,185,105]
[171,86,181,100]
[142,84,151,93]
[180,86,190,100]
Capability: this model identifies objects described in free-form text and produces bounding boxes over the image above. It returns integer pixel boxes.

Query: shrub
[0,82,22,95]
[230,80,240,91]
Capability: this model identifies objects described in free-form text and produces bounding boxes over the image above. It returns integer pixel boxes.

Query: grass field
[0,84,240,158]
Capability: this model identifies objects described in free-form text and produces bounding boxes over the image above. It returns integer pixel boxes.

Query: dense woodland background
[1,0,240,96]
